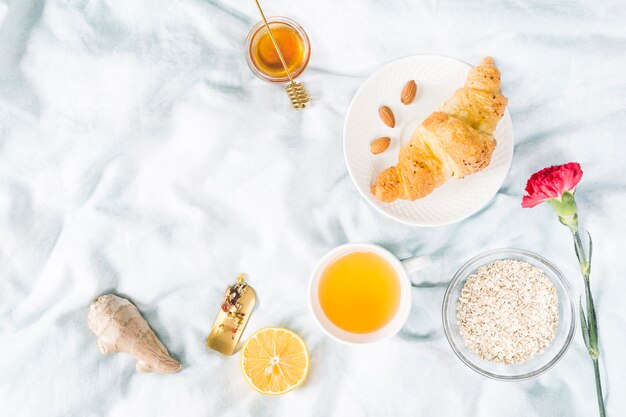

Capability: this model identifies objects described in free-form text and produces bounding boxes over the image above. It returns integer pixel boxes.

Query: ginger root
[87,294,182,374]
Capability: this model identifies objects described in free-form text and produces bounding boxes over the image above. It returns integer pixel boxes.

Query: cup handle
[401,255,430,274]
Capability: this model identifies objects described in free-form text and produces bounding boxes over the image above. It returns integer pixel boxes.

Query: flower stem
[593,358,606,417]
[572,229,606,416]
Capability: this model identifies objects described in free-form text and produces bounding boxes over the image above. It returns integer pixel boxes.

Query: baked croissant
[371,57,508,202]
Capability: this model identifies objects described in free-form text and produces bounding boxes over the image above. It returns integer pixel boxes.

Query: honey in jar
[246,17,310,83]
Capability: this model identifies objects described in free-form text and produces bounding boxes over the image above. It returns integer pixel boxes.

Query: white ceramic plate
[343,55,514,226]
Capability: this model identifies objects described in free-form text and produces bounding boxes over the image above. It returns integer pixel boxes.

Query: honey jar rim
[244,16,311,84]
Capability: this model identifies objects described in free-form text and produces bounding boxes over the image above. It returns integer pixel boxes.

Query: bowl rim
[442,248,576,381]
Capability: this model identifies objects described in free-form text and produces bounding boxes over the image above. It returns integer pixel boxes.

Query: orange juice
[318,251,401,334]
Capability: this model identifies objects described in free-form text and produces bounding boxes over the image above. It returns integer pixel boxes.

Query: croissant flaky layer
[372,57,508,203]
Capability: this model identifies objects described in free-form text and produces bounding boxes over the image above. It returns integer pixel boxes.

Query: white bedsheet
[1,0,625,416]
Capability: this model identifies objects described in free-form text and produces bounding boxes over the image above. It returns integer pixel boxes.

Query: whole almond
[370,136,391,154]
[401,80,417,105]
[379,106,395,128]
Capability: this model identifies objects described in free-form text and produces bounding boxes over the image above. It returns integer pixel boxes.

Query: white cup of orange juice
[308,243,429,344]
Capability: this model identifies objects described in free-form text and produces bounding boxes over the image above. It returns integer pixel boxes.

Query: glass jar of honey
[244,17,311,83]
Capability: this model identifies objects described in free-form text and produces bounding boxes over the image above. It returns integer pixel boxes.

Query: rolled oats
[456,259,559,364]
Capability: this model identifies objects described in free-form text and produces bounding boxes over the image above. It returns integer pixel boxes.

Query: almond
[370,136,391,154]
[379,106,395,128]
[401,80,417,105]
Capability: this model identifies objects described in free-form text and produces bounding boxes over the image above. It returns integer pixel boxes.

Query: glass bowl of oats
[442,248,576,380]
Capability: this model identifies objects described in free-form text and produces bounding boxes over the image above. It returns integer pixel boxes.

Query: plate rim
[342,53,514,227]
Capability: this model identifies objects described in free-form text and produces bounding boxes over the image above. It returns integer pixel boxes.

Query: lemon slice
[240,327,309,395]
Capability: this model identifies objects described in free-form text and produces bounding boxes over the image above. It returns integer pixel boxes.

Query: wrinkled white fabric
[0,0,625,416]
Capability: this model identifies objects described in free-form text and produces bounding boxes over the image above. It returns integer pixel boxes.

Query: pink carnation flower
[522,162,583,208]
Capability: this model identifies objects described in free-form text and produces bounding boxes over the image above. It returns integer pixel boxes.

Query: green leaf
[587,232,593,273]
[584,281,600,359]
[579,298,591,350]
